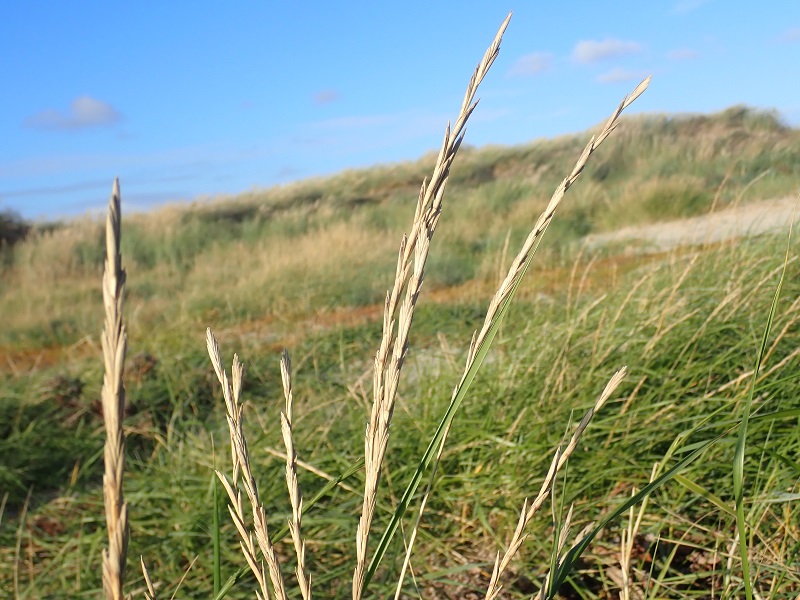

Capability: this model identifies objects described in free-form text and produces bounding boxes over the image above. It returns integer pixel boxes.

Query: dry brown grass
[100,179,129,600]
[353,13,513,600]
[207,329,288,600]
[184,221,397,314]
[279,350,311,600]
[12,218,102,282]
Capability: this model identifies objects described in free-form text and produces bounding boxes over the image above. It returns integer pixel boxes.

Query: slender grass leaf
[271,457,364,544]
[212,438,221,596]
[548,431,724,595]
[673,474,736,517]
[733,219,792,600]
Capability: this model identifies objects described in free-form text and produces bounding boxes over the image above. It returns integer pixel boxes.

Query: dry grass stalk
[703,345,800,400]
[618,464,656,600]
[280,350,311,600]
[395,78,649,595]
[353,13,512,600]
[484,367,627,600]
[140,557,157,600]
[469,77,649,395]
[533,503,575,600]
[101,178,129,600]
[12,489,31,598]
[619,505,636,600]
[261,446,358,494]
[207,328,287,600]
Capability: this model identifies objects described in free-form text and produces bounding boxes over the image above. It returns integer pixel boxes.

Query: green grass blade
[673,474,736,518]
[211,437,221,596]
[270,457,364,544]
[762,448,800,478]
[548,432,725,595]
[212,568,247,600]
[700,407,800,431]
[364,231,549,586]
[546,463,566,599]
[733,221,792,600]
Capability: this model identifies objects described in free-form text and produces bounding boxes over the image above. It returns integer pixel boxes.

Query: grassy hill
[1,105,798,353]
[0,105,799,598]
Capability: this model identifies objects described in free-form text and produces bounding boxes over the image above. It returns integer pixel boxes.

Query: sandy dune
[585,196,799,252]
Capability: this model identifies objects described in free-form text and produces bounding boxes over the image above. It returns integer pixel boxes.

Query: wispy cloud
[0,179,110,199]
[24,96,122,131]
[596,67,649,84]
[309,114,394,130]
[572,39,642,64]
[671,0,712,14]
[507,52,553,77]
[0,143,262,180]
[294,110,447,155]
[777,27,800,43]
[667,47,699,60]
[276,165,302,179]
[313,89,340,105]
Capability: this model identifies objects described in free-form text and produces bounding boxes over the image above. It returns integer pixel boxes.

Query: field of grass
[1,17,800,599]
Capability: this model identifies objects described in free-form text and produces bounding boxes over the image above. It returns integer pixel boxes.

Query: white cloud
[778,27,800,43]
[572,39,642,63]
[313,89,340,105]
[24,96,122,131]
[667,47,699,60]
[507,52,553,77]
[596,68,649,84]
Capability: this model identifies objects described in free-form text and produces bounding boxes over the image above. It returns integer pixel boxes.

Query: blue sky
[1,1,798,220]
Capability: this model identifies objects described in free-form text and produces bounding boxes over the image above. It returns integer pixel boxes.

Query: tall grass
[3,227,797,598]
[142,11,650,599]
[136,11,645,599]
[1,10,799,600]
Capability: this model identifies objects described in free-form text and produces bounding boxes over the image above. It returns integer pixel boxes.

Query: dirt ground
[585,196,799,252]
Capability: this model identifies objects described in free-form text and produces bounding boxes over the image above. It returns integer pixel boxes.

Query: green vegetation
[1,106,798,352]
[0,54,799,600]
[3,230,798,597]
